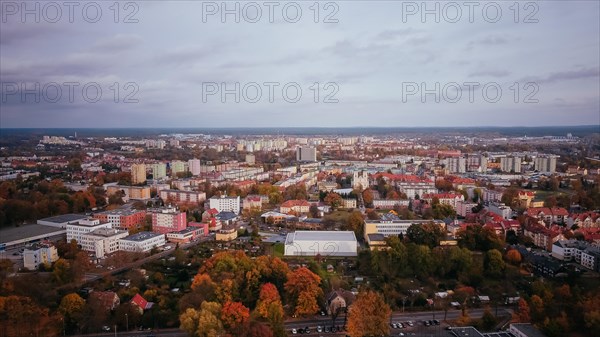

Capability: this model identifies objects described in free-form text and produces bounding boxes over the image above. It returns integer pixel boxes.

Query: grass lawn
[273,243,285,258]
[324,210,351,223]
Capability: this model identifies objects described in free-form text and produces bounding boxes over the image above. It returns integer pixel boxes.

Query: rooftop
[0,224,66,244]
[87,228,128,237]
[286,230,357,243]
[121,231,164,242]
[95,209,145,216]
[509,323,547,337]
[37,213,87,224]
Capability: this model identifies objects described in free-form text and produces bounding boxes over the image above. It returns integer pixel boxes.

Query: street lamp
[125,313,128,332]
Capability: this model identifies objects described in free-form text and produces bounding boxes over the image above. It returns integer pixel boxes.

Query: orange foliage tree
[284,267,322,316]
[346,290,391,337]
[256,283,283,320]
[221,301,250,332]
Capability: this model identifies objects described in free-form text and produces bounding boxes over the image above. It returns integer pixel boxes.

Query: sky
[1,0,599,128]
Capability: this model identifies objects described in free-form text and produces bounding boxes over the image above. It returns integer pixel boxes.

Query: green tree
[484,249,505,278]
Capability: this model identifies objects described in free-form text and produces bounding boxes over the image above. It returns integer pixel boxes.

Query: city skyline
[1,1,599,128]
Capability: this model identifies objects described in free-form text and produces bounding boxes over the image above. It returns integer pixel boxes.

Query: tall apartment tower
[131,163,147,184]
[188,159,201,176]
[151,163,167,180]
[500,156,522,173]
[446,157,467,173]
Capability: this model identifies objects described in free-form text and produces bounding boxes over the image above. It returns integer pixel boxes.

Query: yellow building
[131,163,147,184]
[216,226,238,241]
[106,185,151,200]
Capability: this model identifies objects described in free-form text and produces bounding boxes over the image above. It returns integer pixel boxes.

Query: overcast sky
[1,0,599,128]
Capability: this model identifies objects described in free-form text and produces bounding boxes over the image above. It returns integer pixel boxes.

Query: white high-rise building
[534,155,557,173]
[500,156,522,173]
[188,159,201,176]
[208,196,241,214]
[446,157,466,173]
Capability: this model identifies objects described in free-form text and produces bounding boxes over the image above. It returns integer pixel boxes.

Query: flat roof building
[0,224,66,251]
[80,228,129,258]
[37,213,88,228]
[119,231,165,253]
[284,230,358,257]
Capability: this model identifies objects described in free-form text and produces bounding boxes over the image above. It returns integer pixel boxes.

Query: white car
[291,328,297,334]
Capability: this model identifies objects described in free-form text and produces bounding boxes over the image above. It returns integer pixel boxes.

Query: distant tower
[74,131,77,139]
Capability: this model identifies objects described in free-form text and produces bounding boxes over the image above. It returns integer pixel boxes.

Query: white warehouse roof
[284,230,358,257]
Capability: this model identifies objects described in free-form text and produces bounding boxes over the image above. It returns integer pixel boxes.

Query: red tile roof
[131,294,152,310]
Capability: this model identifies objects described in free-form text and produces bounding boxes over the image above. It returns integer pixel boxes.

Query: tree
[580,292,600,331]
[406,222,445,248]
[346,290,391,337]
[324,192,343,209]
[457,225,504,251]
[505,249,522,265]
[197,301,224,337]
[345,211,364,239]
[239,320,274,337]
[59,293,85,323]
[362,189,374,207]
[268,192,283,206]
[0,295,54,337]
[484,249,505,278]
[309,204,320,218]
[518,298,531,322]
[530,295,545,322]
[180,307,201,337]
[221,301,250,332]
[53,258,73,284]
[480,308,497,331]
[58,293,86,333]
[256,283,283,320]
[284,267,322,316]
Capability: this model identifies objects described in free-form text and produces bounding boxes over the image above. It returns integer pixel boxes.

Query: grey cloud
[518,67,600,84]
[466,35,509,50]
[90,34,143,52]
[469,69,511,78]
[0,22,66,45]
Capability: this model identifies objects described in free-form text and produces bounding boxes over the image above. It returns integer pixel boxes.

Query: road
[284,308,511,336]
[68,308,511,337]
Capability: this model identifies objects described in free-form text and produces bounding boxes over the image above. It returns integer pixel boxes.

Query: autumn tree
[346,290,391,337]
[518,298,531,322]
[530,295,545,322]
[255,283,284,336]
[221,301,250,333]
[362,189,374,207]
[580,292,600,332]
[505,249,522,265]
[345,211,364,239]
[0,295,54,337]
[53,258,73,284]
[324,192,343,209]
[284,267,322,316]
[239,320,274,337]
[180,301,224,337]
[59,293,86,333]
